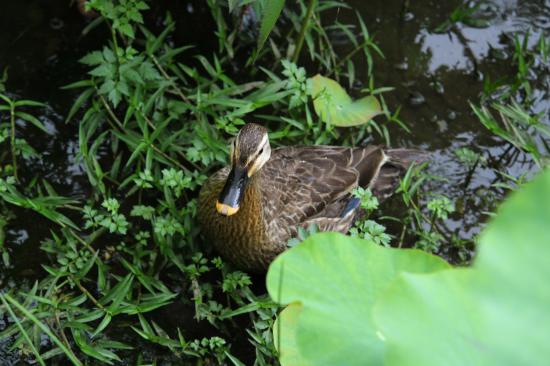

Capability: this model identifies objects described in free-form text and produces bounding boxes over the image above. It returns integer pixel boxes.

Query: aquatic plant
[0,0,546,364]
[0,0,402,364]
[268,168,550,366]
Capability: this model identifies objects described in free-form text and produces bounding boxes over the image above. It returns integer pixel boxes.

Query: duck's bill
[217,166,248,216]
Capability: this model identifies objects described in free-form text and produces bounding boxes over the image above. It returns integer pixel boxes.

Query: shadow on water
[0,0,548,363]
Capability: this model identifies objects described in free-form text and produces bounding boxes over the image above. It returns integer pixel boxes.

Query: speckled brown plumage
[198,125,426,272]
[198,167,276,270]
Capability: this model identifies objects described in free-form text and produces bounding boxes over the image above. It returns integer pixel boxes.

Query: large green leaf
[258,0,285,51]
[266,233,450,366]
[273,303,312,366]
[309,74,381,126]
[374,169,550,366]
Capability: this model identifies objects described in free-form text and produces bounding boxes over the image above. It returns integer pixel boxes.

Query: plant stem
[69,228,97,254]
[71,275,105,311]
[333,39,370,71]
[151,55,192,105]
[292,0,317,63]
[98,91,196,173]
[397,222,407,248]
[137,109,200,171]
[10,104,17,181]
[313,15,338,77]
[409,198,452,243]
[55,310,74,358]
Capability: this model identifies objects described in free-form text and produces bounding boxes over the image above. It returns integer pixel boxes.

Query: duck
[198,123,426,272]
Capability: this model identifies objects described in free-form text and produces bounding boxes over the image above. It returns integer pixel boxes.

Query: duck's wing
[260,145,387,240]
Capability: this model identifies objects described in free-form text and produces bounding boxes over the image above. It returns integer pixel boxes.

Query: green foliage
[374,168,550,366]
[352,186,379,212]
[349,188,390,246]
[79,45,161,107]
[0,91,45,180]
[1,1,397,361]
[272,303,308,366]
[349,220,391,247]
[258,0,285,51]
[83,199,129,234]
[474,30,549,169]
[472,102,550,167]
[0,0,482,364]
[310,74,381,126]
[286,224,319,247]
[87,0,149,38]
[268,169,550,366]
[434,2,492,33]
[392,163,462,256]
[1,292,83,366]
[267,233,450,366]
[427,196,455,221]
[0,181,79,230]
[281,60,310,109]
[454,147,483,168]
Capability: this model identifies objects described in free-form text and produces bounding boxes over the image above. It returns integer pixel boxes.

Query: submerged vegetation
[0,0,548,364]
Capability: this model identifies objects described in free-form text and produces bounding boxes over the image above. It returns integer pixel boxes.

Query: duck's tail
[370,148,430,202]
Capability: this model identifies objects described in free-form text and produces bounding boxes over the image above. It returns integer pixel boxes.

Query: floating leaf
[309,74,381,126]
[267,233,449,366]
[374,169,550,366]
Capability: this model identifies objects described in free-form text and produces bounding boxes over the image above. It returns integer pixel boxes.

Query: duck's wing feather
[260,145,387,240]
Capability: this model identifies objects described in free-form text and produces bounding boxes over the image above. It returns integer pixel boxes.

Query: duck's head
[216,123,271,216]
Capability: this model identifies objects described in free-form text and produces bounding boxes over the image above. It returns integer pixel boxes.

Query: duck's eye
[258,147,264,155]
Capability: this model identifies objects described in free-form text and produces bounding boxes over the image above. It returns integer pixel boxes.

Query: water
[0,0,548,362]
[0,1,105,285]
[343,0,549,247]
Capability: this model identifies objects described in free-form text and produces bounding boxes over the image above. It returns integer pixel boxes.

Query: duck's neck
[243,172,262,205]
[235,172,263,221]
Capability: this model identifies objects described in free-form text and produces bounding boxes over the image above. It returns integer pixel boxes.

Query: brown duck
[198,123,425,272]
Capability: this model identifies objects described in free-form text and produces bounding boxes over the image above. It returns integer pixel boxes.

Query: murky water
[0,0,548,362]
[346,0,549,247]
[0,1,102,286]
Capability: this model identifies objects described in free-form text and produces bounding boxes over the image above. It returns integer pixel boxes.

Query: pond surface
[0,0,548,363]
[348,0,549,246]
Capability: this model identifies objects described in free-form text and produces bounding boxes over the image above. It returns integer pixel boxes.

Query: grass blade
[1,294,83,366]
[0,295,46,366]
[258,0,285,52]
